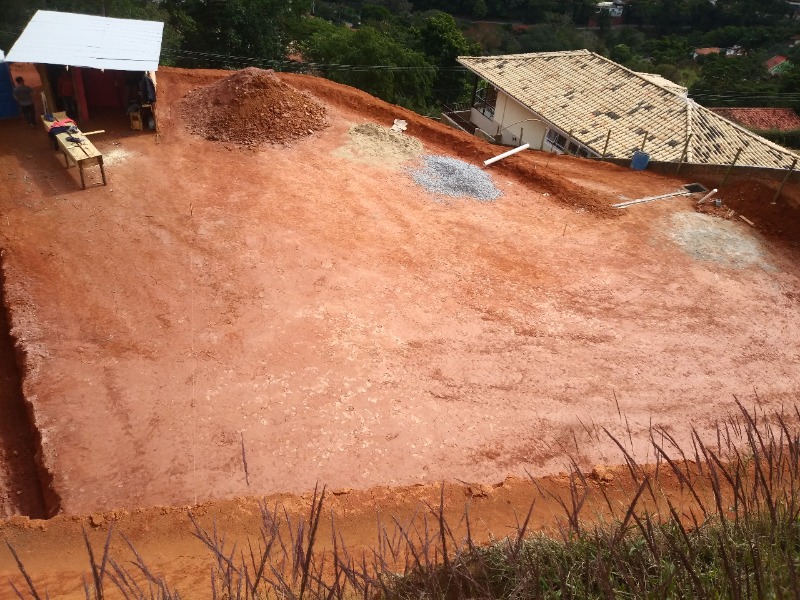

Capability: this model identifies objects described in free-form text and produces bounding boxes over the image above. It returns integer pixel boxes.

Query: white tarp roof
[5,10,164,71]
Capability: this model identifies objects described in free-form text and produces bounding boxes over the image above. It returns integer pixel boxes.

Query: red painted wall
[81,68,127,109]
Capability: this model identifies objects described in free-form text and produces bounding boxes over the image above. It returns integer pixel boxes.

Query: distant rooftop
[766,55,791,74]
[457,50,799,169]
[710,108,800,133]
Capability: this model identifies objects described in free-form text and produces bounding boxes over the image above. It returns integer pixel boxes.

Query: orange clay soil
[0,65,798,524]
[0,467,723,600]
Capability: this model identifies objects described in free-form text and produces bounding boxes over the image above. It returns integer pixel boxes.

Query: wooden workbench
[40,111,69,133]
[55,132,106,190]
[41,112,107,189]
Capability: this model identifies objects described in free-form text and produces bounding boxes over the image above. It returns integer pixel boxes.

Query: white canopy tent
[5,10,163,121]
[6,10,163,71]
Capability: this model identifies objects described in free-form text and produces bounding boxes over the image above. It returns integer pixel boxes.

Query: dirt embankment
[1,465,720,600]
[713,179,800,244]
[281,71,622,217]
[0,262,49,519]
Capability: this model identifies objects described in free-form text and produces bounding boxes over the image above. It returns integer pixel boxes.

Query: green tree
[610,44,633,64]
[416,12,480,105]
[303,26,435,111]
[175,0,311,63]
[361,4,394,23]
[691,53,779,106]
[472,0,488,19]
[646,35,693,64]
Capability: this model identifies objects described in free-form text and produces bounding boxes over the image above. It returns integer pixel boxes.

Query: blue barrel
[631,150,650,170]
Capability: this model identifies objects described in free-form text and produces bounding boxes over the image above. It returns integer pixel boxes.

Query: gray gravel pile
[409,155,501,201]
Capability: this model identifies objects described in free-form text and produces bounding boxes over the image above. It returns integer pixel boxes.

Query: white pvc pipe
[697,188,718,204]
[484,143,530,166]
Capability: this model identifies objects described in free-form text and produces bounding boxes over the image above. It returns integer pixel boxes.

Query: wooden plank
[612,190,690,209]
[35,64,56,115]
[56,133,102,164]
[739,215,755,226]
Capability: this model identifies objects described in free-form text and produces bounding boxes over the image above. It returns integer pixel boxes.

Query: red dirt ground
[0,65,799,526]
[0,467,721,600]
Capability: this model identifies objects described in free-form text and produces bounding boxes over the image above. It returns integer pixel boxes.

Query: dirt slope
[0,65,797,523]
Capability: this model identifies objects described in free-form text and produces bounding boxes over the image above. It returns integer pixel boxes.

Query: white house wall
[493,91,547,147]
[494,90,595,156]
[465,86,593,156]
[469,108,497,137]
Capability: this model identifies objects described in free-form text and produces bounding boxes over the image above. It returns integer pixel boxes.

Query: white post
[697,189,718,205]
[484,143,530,166]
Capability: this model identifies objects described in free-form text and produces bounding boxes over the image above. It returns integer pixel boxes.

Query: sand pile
[333,123,424,167]
[181,67,328,147]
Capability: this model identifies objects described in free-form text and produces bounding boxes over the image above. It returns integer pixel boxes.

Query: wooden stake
[772,158,797,203]
[601,129,611,161]
[640,130,649,152]
[470,75,479,107]
[676,133,693,174]
[721,147,742,187]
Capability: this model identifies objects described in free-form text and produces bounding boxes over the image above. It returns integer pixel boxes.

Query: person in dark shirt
[12,77,35,127]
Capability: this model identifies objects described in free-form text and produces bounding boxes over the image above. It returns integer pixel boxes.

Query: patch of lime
[667,212,771,269]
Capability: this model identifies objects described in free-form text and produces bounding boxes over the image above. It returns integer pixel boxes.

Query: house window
[546,129,567,151]
[475,84,498,119]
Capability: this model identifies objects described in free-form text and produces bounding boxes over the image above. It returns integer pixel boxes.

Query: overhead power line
[162,48,467,72]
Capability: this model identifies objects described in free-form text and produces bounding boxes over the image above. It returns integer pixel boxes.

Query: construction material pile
[181,67,328,147]
[334,123,424,168]
[409,155,501,201]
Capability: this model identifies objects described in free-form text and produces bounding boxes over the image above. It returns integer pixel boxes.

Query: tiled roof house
[693,47,721,58]
[447,50,798,169]
[766,55,791,74]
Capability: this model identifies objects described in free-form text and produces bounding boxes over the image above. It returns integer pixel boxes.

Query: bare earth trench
[0,67,798,520]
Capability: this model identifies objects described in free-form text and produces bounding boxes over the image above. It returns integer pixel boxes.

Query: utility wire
[162,48,466,72]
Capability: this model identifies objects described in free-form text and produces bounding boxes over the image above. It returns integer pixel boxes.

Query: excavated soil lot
[0,66,799,521]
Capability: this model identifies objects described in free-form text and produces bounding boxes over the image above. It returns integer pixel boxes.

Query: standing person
[58,68,76,118]
[12,76,35,127]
